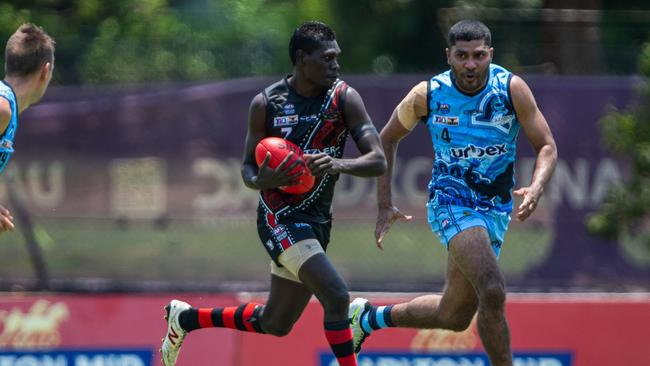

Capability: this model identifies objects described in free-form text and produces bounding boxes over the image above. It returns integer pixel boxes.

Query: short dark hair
[288,21,336,65]
[447,20,491,47]
[5,23,55,77]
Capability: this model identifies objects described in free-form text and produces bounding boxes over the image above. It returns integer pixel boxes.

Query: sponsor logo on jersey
[273,115,299,127]
[303,146,340,156]
[450,143,507,159]
[300,114,319,123]
[265,240,274,250]
[283,103,295,114]
[432,115,459,126]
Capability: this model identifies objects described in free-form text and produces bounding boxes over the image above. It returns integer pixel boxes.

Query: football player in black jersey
[161,21,386,366]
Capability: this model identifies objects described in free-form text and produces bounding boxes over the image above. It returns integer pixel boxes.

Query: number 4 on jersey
[441,127,451,143]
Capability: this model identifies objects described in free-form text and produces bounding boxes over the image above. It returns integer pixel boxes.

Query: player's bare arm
[374,82,428,248]
[241,93,304,190]
[305,87,386,177]
[0,99,15,233]
[510,75,558,222]
[0,98,11,135]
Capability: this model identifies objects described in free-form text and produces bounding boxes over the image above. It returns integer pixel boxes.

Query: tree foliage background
[1,0,649,85]
[587,42,650,250]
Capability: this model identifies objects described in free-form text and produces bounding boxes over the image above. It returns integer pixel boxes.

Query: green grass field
[0,215,553,290]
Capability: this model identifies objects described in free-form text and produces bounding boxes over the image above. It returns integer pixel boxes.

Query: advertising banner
[320,352,573,366]
[0,294,239,366]
[1,293,649,365]
[0,349,152,366]
[238,293,650,366]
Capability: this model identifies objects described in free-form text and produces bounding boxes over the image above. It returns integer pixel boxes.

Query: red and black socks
[324,319,357,366]
[179,303,265,333]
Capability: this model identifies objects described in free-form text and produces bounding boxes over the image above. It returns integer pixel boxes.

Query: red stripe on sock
[337,354,357,366]
[222,306,236,329]
[324,328,353,345]
[242,303,257,332]
[198,308,213,328]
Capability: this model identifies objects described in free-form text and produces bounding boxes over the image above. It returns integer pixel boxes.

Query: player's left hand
[513,186,541,222]
[304,153,341,176]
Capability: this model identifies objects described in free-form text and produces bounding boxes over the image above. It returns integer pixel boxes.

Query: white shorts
[270,239,324,283]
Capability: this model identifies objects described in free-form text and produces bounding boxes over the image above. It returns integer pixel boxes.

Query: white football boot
[161,299,191,366]
[349,297,372,354]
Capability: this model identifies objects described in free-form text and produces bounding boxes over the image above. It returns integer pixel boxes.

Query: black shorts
[257,209,332,265]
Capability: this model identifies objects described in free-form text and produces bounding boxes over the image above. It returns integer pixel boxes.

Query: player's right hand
[254,152,304,190]
[374,206,412,250]
[0,204,15,233]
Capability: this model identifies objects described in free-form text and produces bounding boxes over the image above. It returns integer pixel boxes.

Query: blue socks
[360,305,395,334]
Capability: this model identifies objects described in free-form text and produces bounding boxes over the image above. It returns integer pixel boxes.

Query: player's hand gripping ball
[255,137,315,194]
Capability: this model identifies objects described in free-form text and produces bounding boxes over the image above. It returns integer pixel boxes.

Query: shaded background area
[0,1,649,293]
[0,75,647,293]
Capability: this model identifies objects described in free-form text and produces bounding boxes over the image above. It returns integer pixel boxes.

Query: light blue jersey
[0,81,18,173]
[425,64,519,214]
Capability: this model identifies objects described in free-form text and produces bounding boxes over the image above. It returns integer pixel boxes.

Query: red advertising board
[1,293,649,365]
[0,294,239,365]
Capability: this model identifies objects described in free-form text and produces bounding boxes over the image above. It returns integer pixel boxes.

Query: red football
[255,137,315,194]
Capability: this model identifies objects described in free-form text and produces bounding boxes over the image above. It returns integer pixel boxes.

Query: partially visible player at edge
[348,20,557,366]
[0,23,55,235]
[160,21,386,366]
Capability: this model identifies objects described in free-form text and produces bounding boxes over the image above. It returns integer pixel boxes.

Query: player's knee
[445,313,474,331]
[319,287,350,314]
[439,305,476,331]
[480,283,506,310]
[262,320,293,337]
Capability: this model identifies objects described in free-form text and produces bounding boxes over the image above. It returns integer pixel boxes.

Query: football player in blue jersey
[0,24,55,234]
[349,20,557,366]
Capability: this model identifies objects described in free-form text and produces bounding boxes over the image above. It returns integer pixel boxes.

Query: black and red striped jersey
[258,76,349,223]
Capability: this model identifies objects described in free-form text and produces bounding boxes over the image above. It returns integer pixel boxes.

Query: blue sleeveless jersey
[425,64,519,213]
[0,81,18,173]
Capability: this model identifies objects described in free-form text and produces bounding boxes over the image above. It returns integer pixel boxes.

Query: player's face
[301,40,341,88]
[446,40,493,94]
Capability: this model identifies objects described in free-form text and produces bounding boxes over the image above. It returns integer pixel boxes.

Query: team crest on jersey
[273,115,299,127]
[470,91,515,134]
[272,224,288,241]
[435,102,451,114]
[433,115,459,126]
